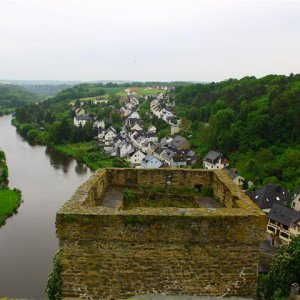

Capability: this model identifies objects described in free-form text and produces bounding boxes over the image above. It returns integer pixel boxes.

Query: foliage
[53,142,130,171]
[46,252,62,300]
[0,151,8,186]
[52,83,105,102]
[123,188,135,201]
[175,74,300,190]
[257,236,300,300]
[200,186,214,197]
[0,84,39,109]
[0,189,21,226]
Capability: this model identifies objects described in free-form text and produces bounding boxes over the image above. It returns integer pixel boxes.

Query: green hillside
[0,84,40,115]
[175,74,300,190]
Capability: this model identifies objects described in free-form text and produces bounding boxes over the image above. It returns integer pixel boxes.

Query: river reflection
[45,147,73,173]
[0,115,93,299]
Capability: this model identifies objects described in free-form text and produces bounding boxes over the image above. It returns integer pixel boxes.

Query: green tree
[258,237,300,300]
[46,252,62,300]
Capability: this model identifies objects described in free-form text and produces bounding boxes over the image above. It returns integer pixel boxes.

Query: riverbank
[12,117,129,171]
[0,150,21,226]
[53,142,130,171]
[0,189,21,226]
[0,114,94,298]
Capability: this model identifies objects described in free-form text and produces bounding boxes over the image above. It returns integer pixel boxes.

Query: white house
[292,190,300,212]
[148,125,157,133]
[131,123,143,132]
[119,142,134,158]
[141,155,162,169]
[75,108,85,116]
[93,120,105,129]
[93,98,107,104]
[97,128,106,140]
[203,151,229,169]
[224,168,245,187]
[128,111,141,119]
[73,115,91,127]
[104,127,117,142]
[129,150,146,166]
[141,141,157,155]
[160,149,175,166]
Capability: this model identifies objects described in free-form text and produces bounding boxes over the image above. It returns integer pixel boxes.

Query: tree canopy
[258,236,300,300]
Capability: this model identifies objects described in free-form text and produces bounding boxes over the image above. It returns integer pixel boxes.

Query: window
[268,226,275,232]
[280,232,289,239]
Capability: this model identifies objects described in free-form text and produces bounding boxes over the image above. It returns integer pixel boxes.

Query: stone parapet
[56,168,266,300]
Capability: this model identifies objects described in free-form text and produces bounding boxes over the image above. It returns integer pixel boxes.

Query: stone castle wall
[56,168,266,299]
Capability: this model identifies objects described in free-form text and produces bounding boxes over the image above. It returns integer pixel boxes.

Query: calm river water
[0,115,93,299]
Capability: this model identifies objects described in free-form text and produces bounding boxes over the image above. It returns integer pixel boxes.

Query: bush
[257,236,300,299]
[45,252,62,300]
[26,129,40,143]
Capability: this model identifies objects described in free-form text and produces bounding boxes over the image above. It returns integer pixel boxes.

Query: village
[73,87,197,169]
[72,87,300,249]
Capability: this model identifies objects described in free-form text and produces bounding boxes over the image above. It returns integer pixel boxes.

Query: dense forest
[174,74,300,190]
[0,84,39,115]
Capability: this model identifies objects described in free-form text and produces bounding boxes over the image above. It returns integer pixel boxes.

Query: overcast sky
[0,0,300,82]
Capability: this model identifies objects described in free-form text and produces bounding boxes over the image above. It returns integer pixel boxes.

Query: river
[0,115,93,299]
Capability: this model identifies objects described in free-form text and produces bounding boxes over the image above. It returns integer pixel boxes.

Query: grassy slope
[53,141,129,171]
[0,189,21,226]
[78,87,164,101]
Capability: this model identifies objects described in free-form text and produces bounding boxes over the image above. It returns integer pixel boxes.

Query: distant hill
[21,84,73,97]
[0,84,40,109]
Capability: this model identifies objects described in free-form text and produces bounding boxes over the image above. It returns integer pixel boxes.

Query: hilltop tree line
[175,74,300,190]
[0,84,40,115]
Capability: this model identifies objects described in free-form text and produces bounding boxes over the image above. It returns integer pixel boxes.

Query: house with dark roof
[267,204,300,245]
[170,154,187,168]
[129,150,146,167]
[73,115,92,127]
[224,168,245,187]
[171,135,190,150]
[247,184,291,213]
[203,151,229,169]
